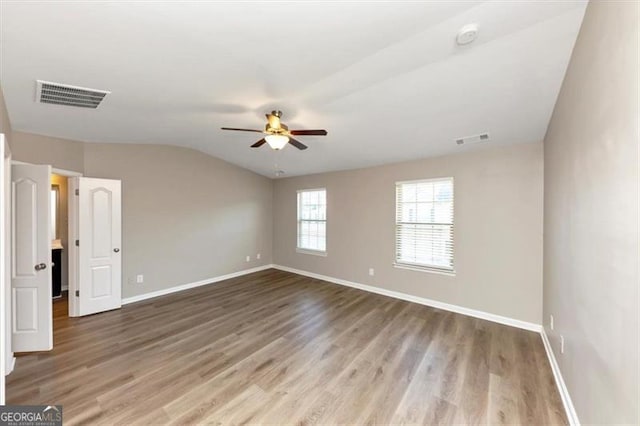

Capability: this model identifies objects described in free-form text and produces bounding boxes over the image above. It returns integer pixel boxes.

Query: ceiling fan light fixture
[265,134,289,150]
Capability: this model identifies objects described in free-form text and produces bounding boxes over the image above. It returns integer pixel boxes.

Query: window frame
[394,177,455,275]
[296,188,327,256]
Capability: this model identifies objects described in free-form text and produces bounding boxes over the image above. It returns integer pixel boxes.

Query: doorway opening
[9,161,122,354]
[50,173,67,302]
[49,169,81,320]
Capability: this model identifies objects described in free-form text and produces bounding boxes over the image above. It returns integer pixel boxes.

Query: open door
[11,164,52,352]
[70,177,122,317]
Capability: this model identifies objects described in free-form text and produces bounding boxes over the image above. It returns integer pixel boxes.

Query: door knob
[34,263,47,271]
[113,248,120,253]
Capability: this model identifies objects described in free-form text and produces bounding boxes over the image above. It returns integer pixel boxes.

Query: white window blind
[297,189,326,253]
[395,178,454,271]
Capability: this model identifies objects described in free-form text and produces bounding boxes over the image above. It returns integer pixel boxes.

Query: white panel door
[11,164,52,352]
[78,178,121,316]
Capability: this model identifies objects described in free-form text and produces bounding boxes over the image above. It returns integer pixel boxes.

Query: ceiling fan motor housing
[265,123,288,134]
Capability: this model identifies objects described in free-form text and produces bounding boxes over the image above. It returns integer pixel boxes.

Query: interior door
[11,164,52,352]
[77,177,121,316]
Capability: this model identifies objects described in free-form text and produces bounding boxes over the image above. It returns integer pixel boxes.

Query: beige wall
[0,87,11,150]
[543,1,639,424]
[11,134,274,299]
[12,131,84,173]
[83,143,273,298]
[273,142,543,324]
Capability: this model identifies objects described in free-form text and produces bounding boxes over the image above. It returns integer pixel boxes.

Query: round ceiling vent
[456,24,479,46]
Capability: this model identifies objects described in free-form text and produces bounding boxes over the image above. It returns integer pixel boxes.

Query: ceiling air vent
[36,80,110,109]
[456,133,490,145]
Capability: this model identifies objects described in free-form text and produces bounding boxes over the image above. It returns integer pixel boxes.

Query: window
[297,188,326,254]
[395,178,454,272]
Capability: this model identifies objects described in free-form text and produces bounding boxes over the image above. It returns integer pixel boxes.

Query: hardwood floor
[7,269,567,425]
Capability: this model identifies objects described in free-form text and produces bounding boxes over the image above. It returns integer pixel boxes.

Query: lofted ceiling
[0,1,587,177]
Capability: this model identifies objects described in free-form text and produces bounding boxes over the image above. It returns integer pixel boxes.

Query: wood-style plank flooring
[7,269,567,425]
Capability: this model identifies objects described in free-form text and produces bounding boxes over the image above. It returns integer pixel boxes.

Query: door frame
[68,178,79,317]
[11,161,82,178]
[1,159,84,401]
[52,169,82,318]
[1,134,7,404]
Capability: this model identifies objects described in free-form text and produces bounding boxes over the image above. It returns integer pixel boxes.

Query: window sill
[296,248,327,257]
[393,262,456,277]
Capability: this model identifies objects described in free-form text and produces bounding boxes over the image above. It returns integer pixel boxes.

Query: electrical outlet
[369,268,375,276]
[136,274,144,284]
[257,253,261,260]
[560,335,565,354]
[246,256,251,262]
[550,314,554,330]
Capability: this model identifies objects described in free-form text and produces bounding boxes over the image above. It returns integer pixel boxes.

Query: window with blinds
[297,188,327,253]
[395,178,454,272]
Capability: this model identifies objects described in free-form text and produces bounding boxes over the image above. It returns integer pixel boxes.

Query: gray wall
[10,135,274,299]
[273,142,544,324]
[543,1,639,424]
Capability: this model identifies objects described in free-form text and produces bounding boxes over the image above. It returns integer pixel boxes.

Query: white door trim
[0,134,6,403]
[52,168,82,177]
[68,178,79,317]
[11,160,82,178]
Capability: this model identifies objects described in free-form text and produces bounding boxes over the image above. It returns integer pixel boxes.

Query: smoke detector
[456,133,489,145]
[36,80,110,109]
[456,24,479,46]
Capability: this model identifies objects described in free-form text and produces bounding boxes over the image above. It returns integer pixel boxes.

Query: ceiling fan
[221,110,327,150]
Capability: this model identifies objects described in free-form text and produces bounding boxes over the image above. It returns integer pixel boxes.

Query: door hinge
[75,189,79,196]
[75,240,79,246]
[75,290,79,297]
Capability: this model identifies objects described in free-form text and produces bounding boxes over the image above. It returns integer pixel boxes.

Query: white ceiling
[1,1,587,177]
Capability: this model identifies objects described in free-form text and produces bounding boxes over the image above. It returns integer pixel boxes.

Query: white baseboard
[122,264,275,305]
[272,265,578,423]
[541,328,580,425]
[118,264,575,424]
[272,264,542,332]
[6,355,15,375]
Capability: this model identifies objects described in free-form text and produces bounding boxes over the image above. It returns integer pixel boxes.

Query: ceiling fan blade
[221,127,264,133]
[288,137,308,150]
[289,129,328,136]
[251,138,267,148]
